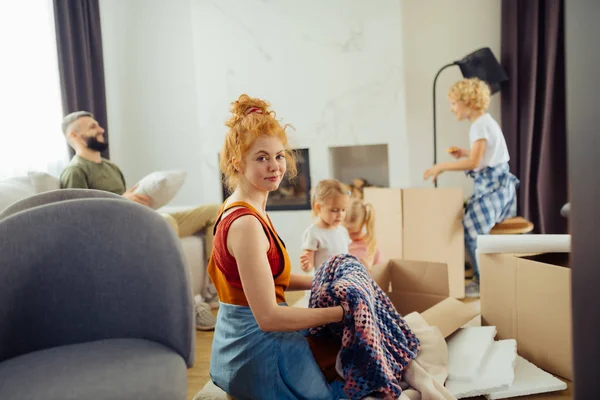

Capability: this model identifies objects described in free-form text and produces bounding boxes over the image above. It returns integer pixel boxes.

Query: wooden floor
[187,328,216,399]
[186,291,572,400]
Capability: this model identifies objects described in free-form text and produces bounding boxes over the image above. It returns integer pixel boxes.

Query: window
[0,0,67,179]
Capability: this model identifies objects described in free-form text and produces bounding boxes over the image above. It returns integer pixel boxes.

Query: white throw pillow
[0,176,36,212]
[133,170,187,210]
[28,171,61,193]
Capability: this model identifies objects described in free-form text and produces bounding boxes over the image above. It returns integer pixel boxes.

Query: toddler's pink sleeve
[348,240,368,263]
[373,247,384,265]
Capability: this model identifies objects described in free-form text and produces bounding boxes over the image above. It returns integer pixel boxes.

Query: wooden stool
[490,216,534,235]
[465,217,534,279]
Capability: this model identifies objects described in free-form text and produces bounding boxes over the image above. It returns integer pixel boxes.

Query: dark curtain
[501,0,567,234]
[53,0,109,159]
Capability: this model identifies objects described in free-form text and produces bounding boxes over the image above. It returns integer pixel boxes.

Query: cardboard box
[480,252,573,381]
[371,259,478,338]
[363,188,403,260]
[364,187,465,298]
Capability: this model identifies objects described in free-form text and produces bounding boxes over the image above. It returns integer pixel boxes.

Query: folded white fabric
[192,380,226,400]
[446,326,497,381]
[337,311,457,400]
[133,170,187,209]
[446,339,517,399]
[403,312,449,385]
[485,355,568,399]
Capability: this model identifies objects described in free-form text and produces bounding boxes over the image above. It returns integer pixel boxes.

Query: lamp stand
[432,62,457,188]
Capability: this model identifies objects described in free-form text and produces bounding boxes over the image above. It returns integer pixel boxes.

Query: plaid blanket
[307,254,420,400]
[463,162,520,241]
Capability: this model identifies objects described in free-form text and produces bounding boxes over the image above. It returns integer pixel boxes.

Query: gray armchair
[0,197,195,399]
[0,188,123,220]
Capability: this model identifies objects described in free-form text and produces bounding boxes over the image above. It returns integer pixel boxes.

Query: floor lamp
[432,47,509,187]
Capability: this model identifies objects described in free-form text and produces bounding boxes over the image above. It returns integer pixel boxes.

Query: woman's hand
[423,164,445,183]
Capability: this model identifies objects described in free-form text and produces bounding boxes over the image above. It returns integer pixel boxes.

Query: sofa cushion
[0,175,35,212]
[0,172,61,212]
[134,170,187,210]
[0,338,187,400]
[27,171,61,193]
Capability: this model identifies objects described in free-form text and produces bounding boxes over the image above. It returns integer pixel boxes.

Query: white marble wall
[190,0,410,203]
[100,0,409,269]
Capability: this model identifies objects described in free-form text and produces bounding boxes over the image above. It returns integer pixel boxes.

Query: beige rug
[192,381,228,400]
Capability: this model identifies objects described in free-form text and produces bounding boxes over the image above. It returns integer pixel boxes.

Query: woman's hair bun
[229,94,269,118]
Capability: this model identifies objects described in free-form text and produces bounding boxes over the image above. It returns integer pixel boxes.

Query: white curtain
[0,0,67,179]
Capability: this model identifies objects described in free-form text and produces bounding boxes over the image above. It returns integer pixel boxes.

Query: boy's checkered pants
[463,163,520,242]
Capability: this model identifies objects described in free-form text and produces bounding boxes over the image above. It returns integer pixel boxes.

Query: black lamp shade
[456,47,508,94]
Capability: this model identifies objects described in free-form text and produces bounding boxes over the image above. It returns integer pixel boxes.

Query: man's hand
[122,184,153,207]
[300,250,315,272]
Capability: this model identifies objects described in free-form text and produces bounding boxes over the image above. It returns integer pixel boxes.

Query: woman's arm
[287,273,313,291]
[228,215,343,332]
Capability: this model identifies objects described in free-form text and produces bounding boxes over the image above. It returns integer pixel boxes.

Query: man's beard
[86,136,108,152]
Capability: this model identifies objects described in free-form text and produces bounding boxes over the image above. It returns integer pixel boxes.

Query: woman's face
[240,135,287,193]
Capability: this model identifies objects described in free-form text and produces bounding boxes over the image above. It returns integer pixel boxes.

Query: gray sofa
[0,196,194,399]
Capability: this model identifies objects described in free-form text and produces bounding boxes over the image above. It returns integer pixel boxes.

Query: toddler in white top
[300,179,352,276]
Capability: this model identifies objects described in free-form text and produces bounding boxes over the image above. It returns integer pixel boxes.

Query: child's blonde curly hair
[448,77,491,112]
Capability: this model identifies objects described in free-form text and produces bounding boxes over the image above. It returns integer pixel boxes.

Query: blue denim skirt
[210,302,347,400]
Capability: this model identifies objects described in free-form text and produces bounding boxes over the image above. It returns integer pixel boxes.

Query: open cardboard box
[364,187,465,299]
[480,252,573,382]
[371,258,478,338]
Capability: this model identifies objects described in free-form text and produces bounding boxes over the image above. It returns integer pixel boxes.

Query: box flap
[516,257,573,380]
[421,298,479,338]
[480,253,573,381]
[364,188,403,260]
[389,259,449,296]
[370,260,391,292]
[480,254,518,340]
[388,291,447,316]
[402,188,465,298]
[520,252,570,269]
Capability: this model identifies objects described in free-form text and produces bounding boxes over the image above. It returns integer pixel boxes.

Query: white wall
[401,0,502,197]
[100,0,205,205]
[100,0,410,270]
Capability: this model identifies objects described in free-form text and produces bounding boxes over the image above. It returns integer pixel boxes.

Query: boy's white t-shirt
[469,113,510,170]
[301,224,351,274]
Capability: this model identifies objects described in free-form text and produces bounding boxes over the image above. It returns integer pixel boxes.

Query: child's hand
[423,164,444,182]
[446,146,467,159]
[300,250,314,272]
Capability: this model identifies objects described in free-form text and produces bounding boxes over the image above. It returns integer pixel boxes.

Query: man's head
[62,111,108,152]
